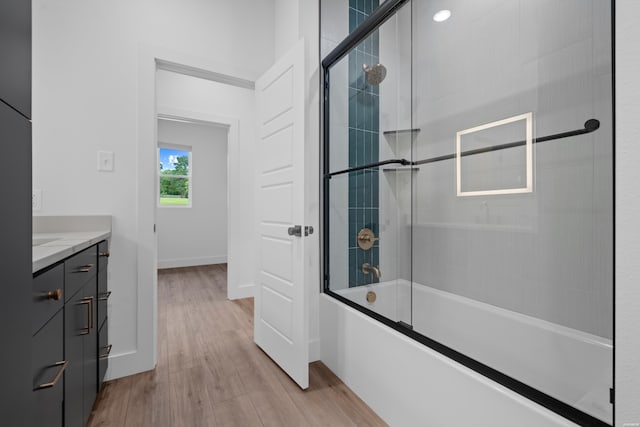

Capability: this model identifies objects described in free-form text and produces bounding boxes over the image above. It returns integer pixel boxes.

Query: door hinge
[610,387,614,404]
[154,224,156,233]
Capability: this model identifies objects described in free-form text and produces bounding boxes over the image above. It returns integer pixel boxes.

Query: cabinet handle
[99,344,113,359]
[46,288,62,301]
[78,299,91,335]
[99,251,110,258]
[34,361,68,391]
[87,296,95,330]
[73,263,95,273]
[98,291,112,301]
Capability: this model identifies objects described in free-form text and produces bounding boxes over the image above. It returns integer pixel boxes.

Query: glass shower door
[409,1,613,424]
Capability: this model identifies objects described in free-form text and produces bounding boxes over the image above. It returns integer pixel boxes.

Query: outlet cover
[32,189,42,211]
[98,151,114,172]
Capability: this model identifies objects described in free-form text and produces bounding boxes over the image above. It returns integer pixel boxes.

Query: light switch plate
[98,151,114,172]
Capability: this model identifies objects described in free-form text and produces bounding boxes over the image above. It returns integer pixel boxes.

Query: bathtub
[334,280,612,424]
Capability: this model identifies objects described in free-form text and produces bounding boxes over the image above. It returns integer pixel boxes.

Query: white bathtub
[335,280,612,424]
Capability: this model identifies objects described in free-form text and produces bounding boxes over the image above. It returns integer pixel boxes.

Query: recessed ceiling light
[433,10,451,22]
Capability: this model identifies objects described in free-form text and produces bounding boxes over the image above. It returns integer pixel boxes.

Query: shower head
[363,63,387,85]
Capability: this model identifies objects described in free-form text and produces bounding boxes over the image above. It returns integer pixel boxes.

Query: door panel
[254,39,308,389]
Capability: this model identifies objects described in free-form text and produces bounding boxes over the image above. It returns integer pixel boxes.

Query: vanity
[32,216,112,427]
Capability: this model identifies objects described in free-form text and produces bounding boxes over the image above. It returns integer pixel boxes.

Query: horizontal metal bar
[325,158,410,178]
[413,119,600,166]
[321,0,410,70]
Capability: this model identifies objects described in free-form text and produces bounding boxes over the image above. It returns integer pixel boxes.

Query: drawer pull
[99,251,110,258]
[46,288,63,301]
[34,361,68,391]
[99,344,113,359]
[78,298,93,335]
[73,263,95,273]
[98,291,112,301]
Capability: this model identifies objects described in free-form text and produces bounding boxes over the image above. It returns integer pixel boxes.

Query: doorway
[156,116,229,270]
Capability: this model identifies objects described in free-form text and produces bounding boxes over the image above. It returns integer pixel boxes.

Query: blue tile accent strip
[348,0,379,287]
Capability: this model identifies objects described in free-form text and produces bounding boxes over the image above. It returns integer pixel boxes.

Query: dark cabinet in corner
[1,0,32,424]
[0,0,32,118]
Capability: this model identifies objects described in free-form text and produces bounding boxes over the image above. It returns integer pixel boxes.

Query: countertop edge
[33,231,111,274]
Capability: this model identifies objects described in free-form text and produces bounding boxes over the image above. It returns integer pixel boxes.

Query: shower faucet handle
[357,228,379,250]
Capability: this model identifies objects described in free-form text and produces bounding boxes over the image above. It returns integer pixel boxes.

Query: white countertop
[33,230,111,273]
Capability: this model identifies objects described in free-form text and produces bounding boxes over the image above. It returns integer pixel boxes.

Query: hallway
[88,265,386,427]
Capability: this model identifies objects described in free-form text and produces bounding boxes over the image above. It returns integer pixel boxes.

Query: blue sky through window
[159,148,189,172]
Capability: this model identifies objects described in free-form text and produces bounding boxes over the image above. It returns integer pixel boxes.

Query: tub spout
[362,263,381,279]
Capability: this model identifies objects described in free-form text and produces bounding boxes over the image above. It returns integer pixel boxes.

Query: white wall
[615,0,640,424]
[157,119,228,268]
[32,0,275,379]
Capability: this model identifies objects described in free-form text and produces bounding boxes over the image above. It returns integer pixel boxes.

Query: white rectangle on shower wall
[407,0,613,338]
[378,6,412,283]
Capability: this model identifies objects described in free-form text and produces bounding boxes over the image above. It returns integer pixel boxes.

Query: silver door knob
[288,225,302,237]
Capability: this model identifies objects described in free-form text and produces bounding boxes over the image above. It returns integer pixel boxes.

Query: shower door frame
[319,1,616,426]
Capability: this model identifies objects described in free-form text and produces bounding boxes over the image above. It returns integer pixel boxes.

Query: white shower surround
[334,280,612,424]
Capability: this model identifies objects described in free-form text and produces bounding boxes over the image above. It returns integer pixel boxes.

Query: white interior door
[254,39,308,389]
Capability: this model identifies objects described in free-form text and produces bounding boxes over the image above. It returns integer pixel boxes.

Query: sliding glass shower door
[323,1,613,425]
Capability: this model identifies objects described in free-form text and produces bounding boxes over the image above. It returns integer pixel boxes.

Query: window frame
[157,143,193,208]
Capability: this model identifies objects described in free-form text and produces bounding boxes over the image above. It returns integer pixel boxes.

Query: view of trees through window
[159,147,191,206]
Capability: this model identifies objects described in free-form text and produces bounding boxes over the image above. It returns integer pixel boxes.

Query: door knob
[288,225,302,237]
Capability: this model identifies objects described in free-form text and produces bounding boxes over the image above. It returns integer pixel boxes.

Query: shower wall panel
[411,0,613,339]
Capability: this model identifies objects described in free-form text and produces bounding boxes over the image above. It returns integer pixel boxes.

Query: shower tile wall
[348,0,379,287]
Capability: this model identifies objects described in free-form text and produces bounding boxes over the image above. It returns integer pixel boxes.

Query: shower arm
[324,119,600,178]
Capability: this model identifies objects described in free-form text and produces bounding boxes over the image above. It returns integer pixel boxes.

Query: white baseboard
[104,349,155,381]
[157,255,227,269]
[228,282,255,300]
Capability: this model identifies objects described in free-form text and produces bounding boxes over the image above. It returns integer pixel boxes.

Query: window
[158,144,192,207]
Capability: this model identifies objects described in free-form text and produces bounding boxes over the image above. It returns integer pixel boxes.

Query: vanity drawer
[32,263,64,335]
[32,309,64,427]
[64,245,97,302]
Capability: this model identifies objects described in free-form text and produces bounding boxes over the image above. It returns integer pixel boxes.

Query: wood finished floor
[88,264,387,427]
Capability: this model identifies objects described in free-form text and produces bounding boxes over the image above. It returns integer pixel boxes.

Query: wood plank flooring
[88,264,387,427]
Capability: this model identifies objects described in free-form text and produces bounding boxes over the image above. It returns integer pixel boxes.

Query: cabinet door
[0,0,31,118]
[32,310,64,427]
[64,289,89,427]
[82,283,98,425]
[0,97,32,425]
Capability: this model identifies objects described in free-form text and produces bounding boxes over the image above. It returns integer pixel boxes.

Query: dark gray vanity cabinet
[32,308,64,427]
[0,0,32,118]
[0,93,32,425]
[64,246,98,427]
